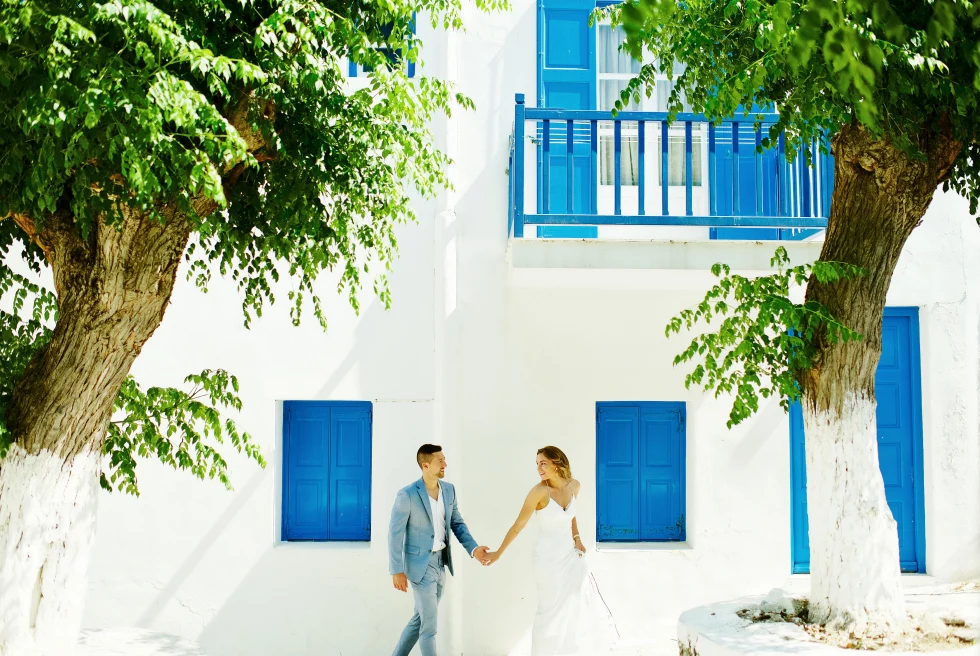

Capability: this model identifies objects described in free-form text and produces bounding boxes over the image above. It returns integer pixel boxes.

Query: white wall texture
[80,3,980,655]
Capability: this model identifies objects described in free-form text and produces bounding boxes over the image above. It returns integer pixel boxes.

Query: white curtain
[597,25,640,76]
[600,130,639,186]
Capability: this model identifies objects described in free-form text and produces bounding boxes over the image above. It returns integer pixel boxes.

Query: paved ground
[77,629,679,656]
[78,629,209,656]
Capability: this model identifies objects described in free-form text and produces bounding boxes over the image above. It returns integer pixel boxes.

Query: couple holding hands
[388,444,617,656]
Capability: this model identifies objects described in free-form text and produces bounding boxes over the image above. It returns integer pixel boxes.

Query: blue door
[536,0,596,236]
[790,308,926,573]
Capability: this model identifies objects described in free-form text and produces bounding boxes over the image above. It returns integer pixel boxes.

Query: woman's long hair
[537,446,572,480]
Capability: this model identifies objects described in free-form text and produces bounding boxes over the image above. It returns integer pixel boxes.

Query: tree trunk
[0,202,198,656]
[799,123,961,636]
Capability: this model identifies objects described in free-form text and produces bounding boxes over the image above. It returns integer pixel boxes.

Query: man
[389,444,490,656]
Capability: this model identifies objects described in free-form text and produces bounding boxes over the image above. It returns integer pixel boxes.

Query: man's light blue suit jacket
[388,479,479,584]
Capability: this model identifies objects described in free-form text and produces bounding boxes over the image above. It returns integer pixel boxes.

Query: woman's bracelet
[573,534,582,541]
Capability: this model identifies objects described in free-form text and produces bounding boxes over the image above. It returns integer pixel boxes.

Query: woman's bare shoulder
[570,479,582,495]
[528,482,550,497]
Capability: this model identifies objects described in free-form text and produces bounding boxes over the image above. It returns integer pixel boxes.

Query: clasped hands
[472,539,586,567]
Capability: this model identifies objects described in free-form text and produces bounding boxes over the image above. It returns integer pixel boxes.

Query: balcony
[506,94,833,245]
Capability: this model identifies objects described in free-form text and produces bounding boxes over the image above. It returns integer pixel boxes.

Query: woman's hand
[574,539,586,556]
[484,551,501,566]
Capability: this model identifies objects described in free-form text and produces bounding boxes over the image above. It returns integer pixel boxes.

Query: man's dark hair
[417,444,442,469]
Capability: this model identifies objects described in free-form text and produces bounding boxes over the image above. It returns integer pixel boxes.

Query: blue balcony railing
[507,93,833,240]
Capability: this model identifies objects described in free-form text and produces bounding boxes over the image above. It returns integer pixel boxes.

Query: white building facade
[81,2,980,654]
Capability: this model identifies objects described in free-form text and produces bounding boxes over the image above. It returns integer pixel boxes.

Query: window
[595,24,702,188]
[281,401,372,541]
[598,24,640,187]
[596,401,686,542]
[348,16,417,78]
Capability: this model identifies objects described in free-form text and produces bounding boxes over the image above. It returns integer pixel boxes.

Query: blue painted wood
[711,125,784,240]
[755,127,763,214]
[590,120,598,215]
[789,309,926,573]
[597,405,640,541]
[685,121,693,216]
[638,404,686,540]
[661,121,669,215]
[638,121,646,215]
[777,133,787,216]
[328,405,372,541]
[732,122,740,219]
[537,225,598,238]
[542,120,551,214]
[536,0,596,233]
[597,402,686,542]
[525,213,827,227]
[351,15,417,78]
[507,138,515,238]
[708,123,717,216]
[566,119,574,211]
[512,103,833,237]
[513,95,526,238]
[282,401,372,542]
[525,108,777,121]
[614,120,622,216]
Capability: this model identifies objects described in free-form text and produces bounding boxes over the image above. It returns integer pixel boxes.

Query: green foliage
[105,369,265,495]
[0,0,503,327]
[0,0,503,480]
[0,258,57,458]
[608,0,980,212]
[665,247,865,427]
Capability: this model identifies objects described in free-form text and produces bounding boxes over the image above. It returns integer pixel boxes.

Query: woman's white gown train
[531,496,619,655]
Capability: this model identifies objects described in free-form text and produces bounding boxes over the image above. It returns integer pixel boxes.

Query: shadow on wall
[131,297,398,631]
[197,546,395,656]
[123,218,439,649]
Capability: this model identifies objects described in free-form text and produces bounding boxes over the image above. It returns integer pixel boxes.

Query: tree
[612,0,980,639]
[0,0,499,653]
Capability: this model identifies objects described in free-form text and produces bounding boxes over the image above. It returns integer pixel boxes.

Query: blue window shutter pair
[597,402,686,541]
[282,401,372,541]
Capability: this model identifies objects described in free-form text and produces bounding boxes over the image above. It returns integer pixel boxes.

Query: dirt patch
[736,599,978,652]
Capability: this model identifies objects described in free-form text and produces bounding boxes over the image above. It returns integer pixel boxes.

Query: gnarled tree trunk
[799,123,961,636]
[0,203,198,656]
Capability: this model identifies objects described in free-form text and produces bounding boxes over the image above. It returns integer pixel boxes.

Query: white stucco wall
[79,4,980,656]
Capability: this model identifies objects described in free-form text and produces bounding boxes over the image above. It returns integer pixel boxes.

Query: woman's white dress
[531,495,618,655]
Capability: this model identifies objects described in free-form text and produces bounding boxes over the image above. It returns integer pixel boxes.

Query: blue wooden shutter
[282,402,331,540]
[537,0,595,222]
[597,405,640,540]
[638,403,686,540]
[328,404,372,541]
[712,128,833,241]
[710,113,780,240]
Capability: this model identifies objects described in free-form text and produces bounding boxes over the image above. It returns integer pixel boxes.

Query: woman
[486,446,617,655]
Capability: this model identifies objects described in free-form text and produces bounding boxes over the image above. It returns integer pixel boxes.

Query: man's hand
[472,546,491,565]
[392,573,408,592]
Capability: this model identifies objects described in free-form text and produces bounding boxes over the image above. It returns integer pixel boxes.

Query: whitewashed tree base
[678,588,980,656]
[77,629,208,656]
